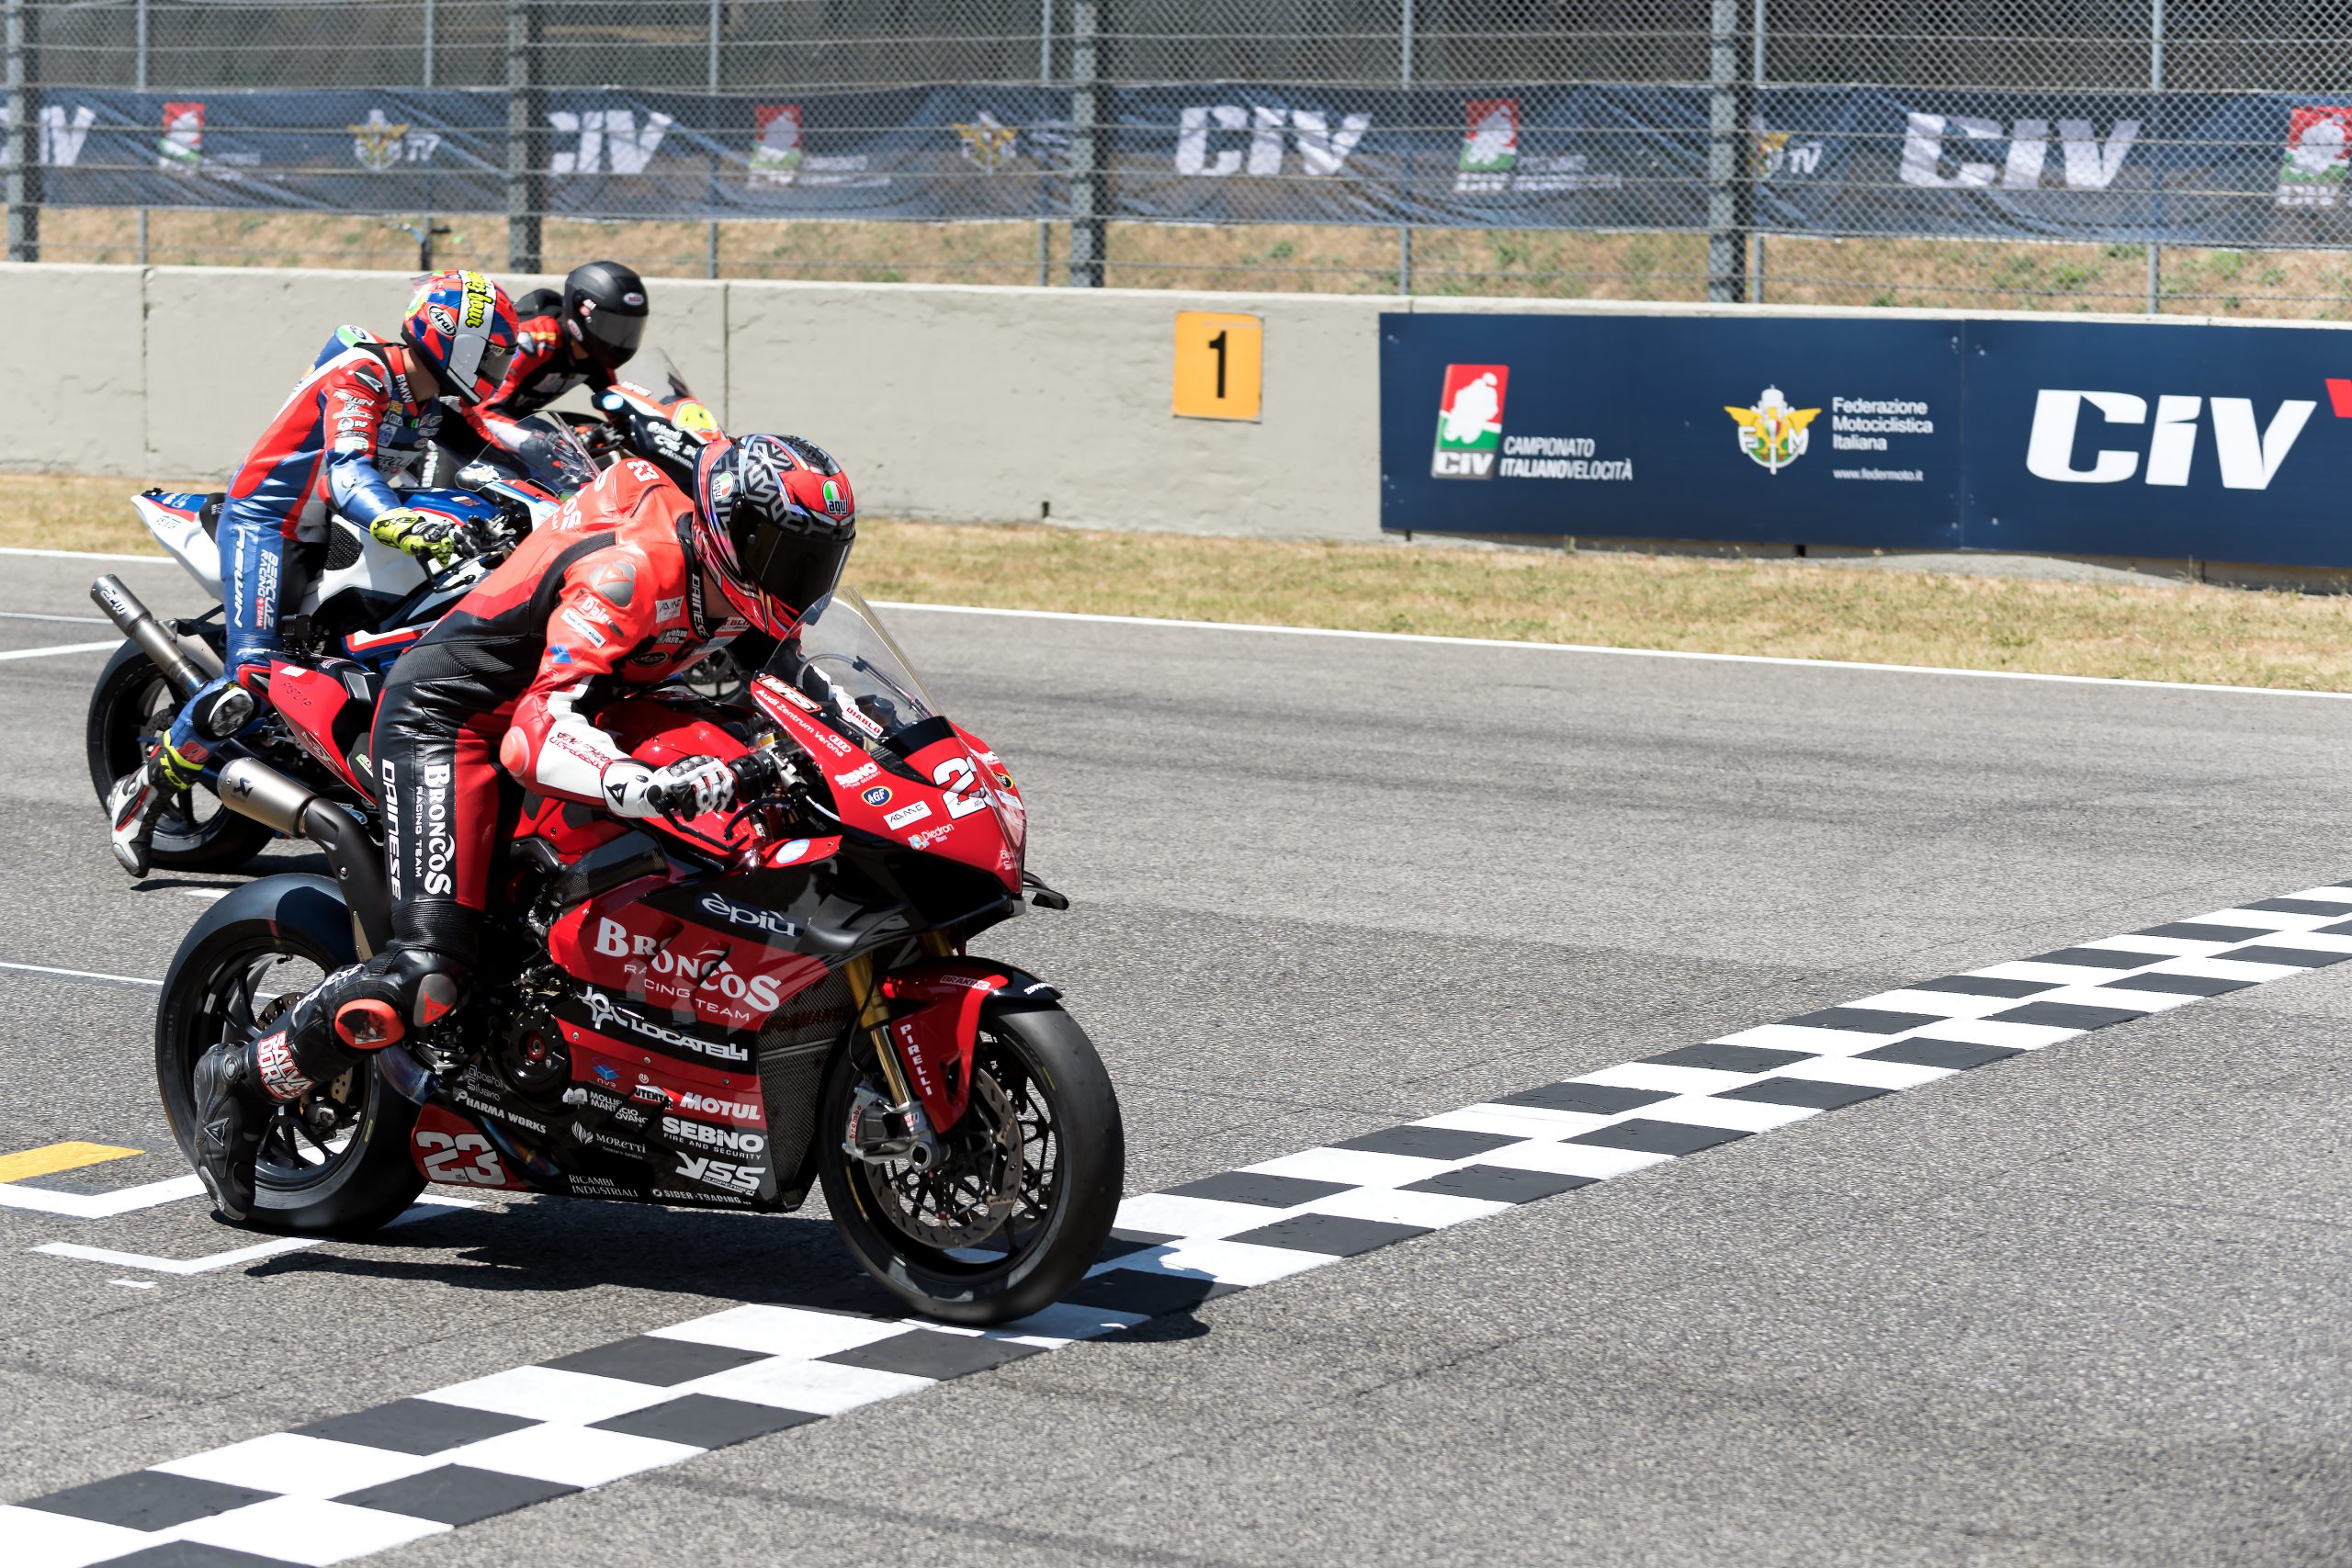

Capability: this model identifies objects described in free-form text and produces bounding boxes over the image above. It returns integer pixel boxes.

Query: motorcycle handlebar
[645,749,796,816]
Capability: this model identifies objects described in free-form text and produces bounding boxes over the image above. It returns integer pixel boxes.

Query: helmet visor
[583,310,646,369]
[477,337,516,387]
[735,521,850,629]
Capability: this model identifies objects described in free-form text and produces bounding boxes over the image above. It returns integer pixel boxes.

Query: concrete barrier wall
[2,263,1397,536]
[4,263,2315,543]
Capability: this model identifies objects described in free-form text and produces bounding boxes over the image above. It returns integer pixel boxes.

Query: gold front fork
[841,953,914,1105]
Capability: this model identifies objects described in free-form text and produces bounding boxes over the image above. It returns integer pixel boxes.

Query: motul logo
[2024,389,2331,489]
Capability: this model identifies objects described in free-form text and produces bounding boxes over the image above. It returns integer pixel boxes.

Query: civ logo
[1899,114,2138,190]
[1175,105,1371,176]
[2023,386,2346,490]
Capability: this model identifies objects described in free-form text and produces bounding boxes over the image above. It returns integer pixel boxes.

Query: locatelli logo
[1724,386,1821,474]
[1431,363,1510,479]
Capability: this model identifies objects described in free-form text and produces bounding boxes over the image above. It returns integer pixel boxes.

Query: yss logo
[677,1154,763,1195]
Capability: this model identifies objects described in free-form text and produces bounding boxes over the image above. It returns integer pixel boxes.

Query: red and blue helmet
[401,270,520,406]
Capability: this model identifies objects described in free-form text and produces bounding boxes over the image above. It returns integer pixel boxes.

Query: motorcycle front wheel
[818,1000,1125,1325]
[85,639,274,872]
[155,874,424,1234]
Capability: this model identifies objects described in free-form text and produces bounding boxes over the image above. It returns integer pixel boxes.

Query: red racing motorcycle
[153,591,1123,1324]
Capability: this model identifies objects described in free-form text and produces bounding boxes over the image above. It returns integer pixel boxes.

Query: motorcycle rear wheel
[86,639,274,872]
[818,1000,1124,1325]
[155,874,424,1235]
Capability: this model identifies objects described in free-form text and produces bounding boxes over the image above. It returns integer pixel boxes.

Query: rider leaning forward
[107,269,524,874]
[107,261,655,878]
[188,433,860,1221]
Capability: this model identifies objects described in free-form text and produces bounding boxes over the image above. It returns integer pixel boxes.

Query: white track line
[0,961,161,987]
[0,611,107,625]
[0,639,122,661]
[868,600,2352,702]
[0,1176,203,1219]
[0,546,171,564]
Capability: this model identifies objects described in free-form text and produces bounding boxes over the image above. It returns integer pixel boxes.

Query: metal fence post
[424,0,435,86]
[706,0,720,279]
[1749,0,1765,304]
[505,0,542,273]
[1066,0,1102,288]
[1705,0,1747,302]
[1036,0,1053,287]
[4,0,34,264]
[2147,0,2164,312]
[137,0,149,265]
[1397,0,1412,296]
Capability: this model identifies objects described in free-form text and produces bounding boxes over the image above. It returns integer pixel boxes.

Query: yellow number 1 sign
[1172,311,1262,421]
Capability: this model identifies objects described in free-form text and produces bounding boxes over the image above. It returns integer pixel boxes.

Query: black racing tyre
[818,998,1125,1325]
[86,638,274,872]
[155,874,424,1235]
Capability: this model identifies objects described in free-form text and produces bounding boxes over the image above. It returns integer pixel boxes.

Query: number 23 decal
[413,1129,508,1186]
[931,756,994,819]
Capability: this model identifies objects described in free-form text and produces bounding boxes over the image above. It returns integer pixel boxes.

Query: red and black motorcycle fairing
[294,665,1052,1217]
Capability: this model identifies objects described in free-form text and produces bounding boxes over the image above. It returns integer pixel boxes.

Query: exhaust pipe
[217,758,393,959]
[90,574,221,697]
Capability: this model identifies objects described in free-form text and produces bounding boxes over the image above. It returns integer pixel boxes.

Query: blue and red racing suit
[160,328,487,770]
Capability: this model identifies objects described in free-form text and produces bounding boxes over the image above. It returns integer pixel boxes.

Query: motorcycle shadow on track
[233,1199,1214,1342]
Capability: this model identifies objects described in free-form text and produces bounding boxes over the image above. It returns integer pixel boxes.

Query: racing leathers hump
[386,456,742,809]
[481,298,602,420]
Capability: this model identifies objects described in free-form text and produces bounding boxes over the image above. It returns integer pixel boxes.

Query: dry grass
[15,471,2352,692]
[31,209,2352,318]
[0,472,215,555]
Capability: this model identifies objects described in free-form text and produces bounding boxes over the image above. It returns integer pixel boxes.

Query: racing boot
[107,740,204,878]
[189,1035,266,1221]
[193,965,381,1222]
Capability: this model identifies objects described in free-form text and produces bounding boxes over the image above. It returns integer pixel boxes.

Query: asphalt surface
[1,547,2348,1566]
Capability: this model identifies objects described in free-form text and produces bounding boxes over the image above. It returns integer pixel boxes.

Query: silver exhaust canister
[89,574,222,697]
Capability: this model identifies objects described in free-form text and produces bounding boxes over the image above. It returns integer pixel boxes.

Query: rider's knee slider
[192,682,257,741]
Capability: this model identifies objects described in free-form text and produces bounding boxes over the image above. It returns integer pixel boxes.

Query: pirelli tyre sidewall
[86,637,273,871]
[155,874,425,1235]
[818,999,1125,1326]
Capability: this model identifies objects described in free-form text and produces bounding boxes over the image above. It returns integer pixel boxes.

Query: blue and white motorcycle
[82,415,592,871]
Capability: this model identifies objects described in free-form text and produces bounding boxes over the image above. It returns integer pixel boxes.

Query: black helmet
[560,260,648,374]
[691,434,857,639]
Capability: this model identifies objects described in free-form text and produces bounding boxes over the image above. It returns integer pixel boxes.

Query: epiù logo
[1724,385,1821,474]
[1432,363,1509,479]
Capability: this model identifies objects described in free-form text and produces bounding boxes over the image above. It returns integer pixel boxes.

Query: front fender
[878,958,1061,1131]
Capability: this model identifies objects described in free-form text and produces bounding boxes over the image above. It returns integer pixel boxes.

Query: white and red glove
[602,754,736,819]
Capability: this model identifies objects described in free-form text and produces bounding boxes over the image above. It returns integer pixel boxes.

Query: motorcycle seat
[197,494,225,539]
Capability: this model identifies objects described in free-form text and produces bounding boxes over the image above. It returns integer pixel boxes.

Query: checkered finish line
[17,883,2352,1568]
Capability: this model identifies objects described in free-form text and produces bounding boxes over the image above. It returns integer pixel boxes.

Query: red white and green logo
[1432,363,1510,479]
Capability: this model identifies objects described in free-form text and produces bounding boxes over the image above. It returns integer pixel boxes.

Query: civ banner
[1381,311,2352,568]
[7,83,2352,247]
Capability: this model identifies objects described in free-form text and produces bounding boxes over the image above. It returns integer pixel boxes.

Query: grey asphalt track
[0,547,2347,1566]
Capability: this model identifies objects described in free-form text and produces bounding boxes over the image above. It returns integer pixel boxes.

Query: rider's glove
[601,754,736,819]
[368,508,461,567]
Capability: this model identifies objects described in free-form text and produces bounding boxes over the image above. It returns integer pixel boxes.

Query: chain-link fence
[7,2,2352,315]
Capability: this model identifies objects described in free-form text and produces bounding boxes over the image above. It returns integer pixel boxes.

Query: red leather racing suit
[370,456,741,958]
[479,298,607,420]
